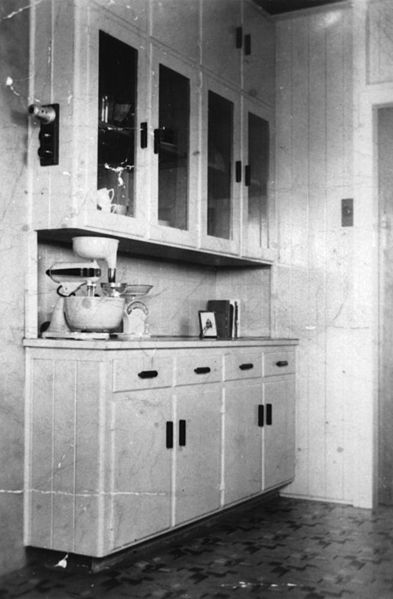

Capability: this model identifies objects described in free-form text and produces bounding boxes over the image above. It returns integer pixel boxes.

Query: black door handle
[258,404,264,427]
[138,370,158,379]
[194,367,211,375]
[276,361,288,367]
[154,128,161,154]
[140,122,148,148]
[239,363,254,371]
[179,419,186,446]
[166,421,173,449]
[266,403,272,425]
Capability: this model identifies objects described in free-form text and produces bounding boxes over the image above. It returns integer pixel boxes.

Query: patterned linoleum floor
[1,496,393,598]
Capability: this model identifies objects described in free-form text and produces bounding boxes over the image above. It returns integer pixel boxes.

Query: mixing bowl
[64,296,125,332]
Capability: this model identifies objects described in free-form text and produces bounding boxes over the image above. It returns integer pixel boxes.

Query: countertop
[23,336,299,350]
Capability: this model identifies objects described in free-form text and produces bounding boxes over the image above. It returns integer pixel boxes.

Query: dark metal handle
[258,404,264,427]
[236,26,243,49]
[244,33,251,55]
[235,160,242,183]
[266,404,272,426]
[194,367,211,375]
[154,128,160,154]
[138,370,158,379]
[140,122,147,148]
[245,164,251,187]
[179,419,186,446]
[276,361,288,367]
[239,363,254,371]
[166,421,173,449]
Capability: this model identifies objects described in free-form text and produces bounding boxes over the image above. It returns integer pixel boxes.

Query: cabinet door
[174,385,222,525]
[242,1,275,106]
[263,377,296,490]
[108,390,173,550]
[224,381,262,505]
[151,0,200,62]
[148,47,199,248]
[201,0,242,87]
[241,100,275,261]
[79,9,150,237]
[200,77,241,255]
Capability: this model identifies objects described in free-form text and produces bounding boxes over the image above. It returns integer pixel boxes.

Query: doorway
[377,106,393,505]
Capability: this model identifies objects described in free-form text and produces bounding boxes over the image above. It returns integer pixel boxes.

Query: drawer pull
[194,366,211,375]
[239,363,254,371]
[138,369,158,379]
[166,421,174,449]
[179,419,186,446]
[266,403,273,425]
[276,360,288,367]
[258,404,264,427]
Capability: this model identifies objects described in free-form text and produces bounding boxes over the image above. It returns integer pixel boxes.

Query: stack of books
[207,299,240,339]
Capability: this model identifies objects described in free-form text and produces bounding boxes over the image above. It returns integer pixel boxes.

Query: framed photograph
[199,311,217,338]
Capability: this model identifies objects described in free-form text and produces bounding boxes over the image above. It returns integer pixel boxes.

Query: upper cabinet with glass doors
[29,0,275,264]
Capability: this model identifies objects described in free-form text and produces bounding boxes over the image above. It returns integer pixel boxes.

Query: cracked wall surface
[0,0,30,577]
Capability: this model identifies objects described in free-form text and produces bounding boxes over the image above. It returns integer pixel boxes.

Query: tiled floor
[1,496,393,598]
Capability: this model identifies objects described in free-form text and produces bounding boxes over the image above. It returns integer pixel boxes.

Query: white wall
[0,0,30,575]
[273,3,374,507]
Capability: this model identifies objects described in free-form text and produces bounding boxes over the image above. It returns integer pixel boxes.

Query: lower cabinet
[224,381,262,504]
[24,341,296,558]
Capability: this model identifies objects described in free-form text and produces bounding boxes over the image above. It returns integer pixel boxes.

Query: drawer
[113,355,174,391]
[224,350,262,380]
[175,352,222,386]
[263,351,295,377]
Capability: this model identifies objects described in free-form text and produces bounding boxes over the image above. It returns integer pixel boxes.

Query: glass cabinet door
[157,65,190,230]
[98,31,137,217]
[201,78,240,255]
[207,91,234,240]
[247,111,269,249]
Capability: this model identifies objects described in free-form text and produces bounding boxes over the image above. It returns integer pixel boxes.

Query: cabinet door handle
[244,33,251,55]
[179,419,186,446]
[194,366,211,375]
[276,360,288,367]
[140,122,148,148]
[239,362,254,371]
[266,403,272,425]
[166,421,174,449]
[236,26,243,49]
[154,128,161,154]
[245,164,251,186]
[258,404,264,427]
[235,160,242,182]
[137,369,158,379]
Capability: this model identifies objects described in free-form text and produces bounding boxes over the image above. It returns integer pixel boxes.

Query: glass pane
[158,65,190,230]
[248,112,269,247]
[98,31,137,217]
[207,91,233,239]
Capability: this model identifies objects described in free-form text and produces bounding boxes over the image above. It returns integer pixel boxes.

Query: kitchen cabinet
[29,0,276,265]
[223,347,295,507]
[201,0,242,88]
[175,385,222,525]
[150,0,200,63]
[109,390,173,549]
[148,46,200,249]
[24,339,296,559]
[241,99,274,259]
[242,0,275,106]
[200,76,242,256]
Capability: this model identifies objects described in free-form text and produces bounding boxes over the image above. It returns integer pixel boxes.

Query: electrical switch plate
[37,103,59,166]
[341,198,353,227]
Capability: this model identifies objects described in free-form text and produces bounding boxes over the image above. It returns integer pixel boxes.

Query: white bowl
[65,296,125,332]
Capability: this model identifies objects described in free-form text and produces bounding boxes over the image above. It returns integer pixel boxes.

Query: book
[207,299,240,339]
